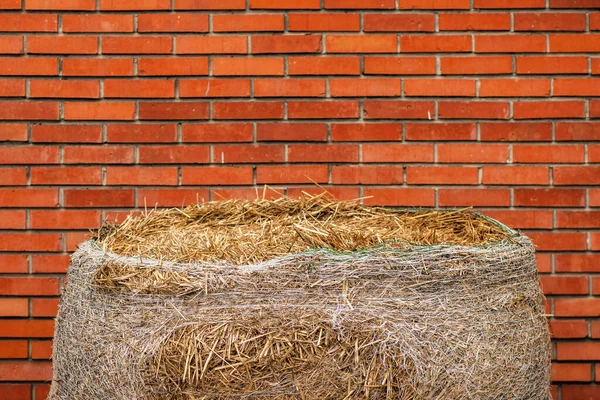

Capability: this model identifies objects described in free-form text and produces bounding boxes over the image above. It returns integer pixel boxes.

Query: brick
[0,0,21,9]
[28,36,96,54]
[551,364,592,382]
[0,385,29,400]
[288,144,359,162]
[324,0,395,8]
[513,144,584,163]
[213,145,285,163]
[326,35,397,53]
[175,0,246,9]
[555,167,600,185]
[106,167,178,185]
[515,13,586,31]
[63,14,133,32]
[257,165,328,184]
[0,101,58,120]
[550,320,588,338]
[406,166,478,185]
[105,79,175,98]
[214,15,284,32]
[0,167,26,185]
[0,189,58,208]
[363,101,433,119]
[107,124,176,143]
[401,35,471,52]
[399,0,470,8]
[482,166,549,185]
[30,210,101,229]
[556,254,600,273]
[482,210,554,229]
[331,123,402,141]
[557,342,600,360]
[287,187,360,200]
[516,56,588,74]
[330,78,400,97]
[438,102,509,119]
[257,123,327,142]
[0,147,58,164]
[480,122,552,141]
[513,101,585,119]
[103,36,172,54]
[562,385,600,399]
[64,102,134,120]
[540,276,589,295]
[31,341,53,359]
[181,166,253,185]
[138,57,208,76]
[480,78,550,97]
[593,189,600,206]
[63,145,134,164]
[363,14,435,32]
[0,124,27,141]
[138,145,209,164]
[64,189,134,207]
[0,341,28,359]
[99,0,169,10]
[0,57,57,76]
[364,56,436,75]
[1,14,57,32]
[476,35,546,53]
[289,56,360,75]
[213,57,283,76]
[0,210,26,229]
[0,80,22,97]
[438,189,510,206]
[550,0,600,7]
[0,299,28,317]
[527,232,587,251]
[139,102,210,120]
[29,79,99,98]
[441,56,512,75]
[362,144,434,163]
[252,35,321,54]
[0,255,28,274]
[138,14,208,32]
[439,13,510,31]
[184,123,254,143]
[290,13,360,32]
[514,188,585,207]
[31,166,102,185]
[0,362,53,381]
[32,255,70,274]
[363,188,435,207]
[590,145,600,163]
[595,278,600,295]
[0,277,59,296]
[63,58,133,77]
[66,231,91,251]
[26,0,95,9]
[404,78,476,97]
[557,211,600,229]
[250,0,320,9]
[254,78,325,97]
[31,125,102,143]
[407,123,476,141]
[555,78,600,96]
[593,233,600,251]
[288,101,359,119]
[137,189,210,207]
[211,187,286,201]
[475,0,545,7]
[0,234,61,252]
[177,36,247,54]
[550,34,600,52]
[0,36,22,54]
[212,101,283,120]
[332,166,404,185]
[592,100,600,117]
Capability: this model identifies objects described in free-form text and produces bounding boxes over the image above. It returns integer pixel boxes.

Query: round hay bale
[49,197,551,399]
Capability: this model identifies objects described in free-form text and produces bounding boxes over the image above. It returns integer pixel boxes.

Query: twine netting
[49,197,551,400]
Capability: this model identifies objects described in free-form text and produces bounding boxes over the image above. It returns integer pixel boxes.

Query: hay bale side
[49,234,551,399]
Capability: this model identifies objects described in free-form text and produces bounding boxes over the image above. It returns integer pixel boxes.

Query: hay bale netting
[49,196,551,400]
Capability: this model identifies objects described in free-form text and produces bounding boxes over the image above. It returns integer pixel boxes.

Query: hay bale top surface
[96,195,512,265]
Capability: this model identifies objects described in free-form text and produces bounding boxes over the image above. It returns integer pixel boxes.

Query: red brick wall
[0,0,598,398]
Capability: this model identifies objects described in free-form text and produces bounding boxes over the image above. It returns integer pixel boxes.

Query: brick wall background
[0,0,599,398]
